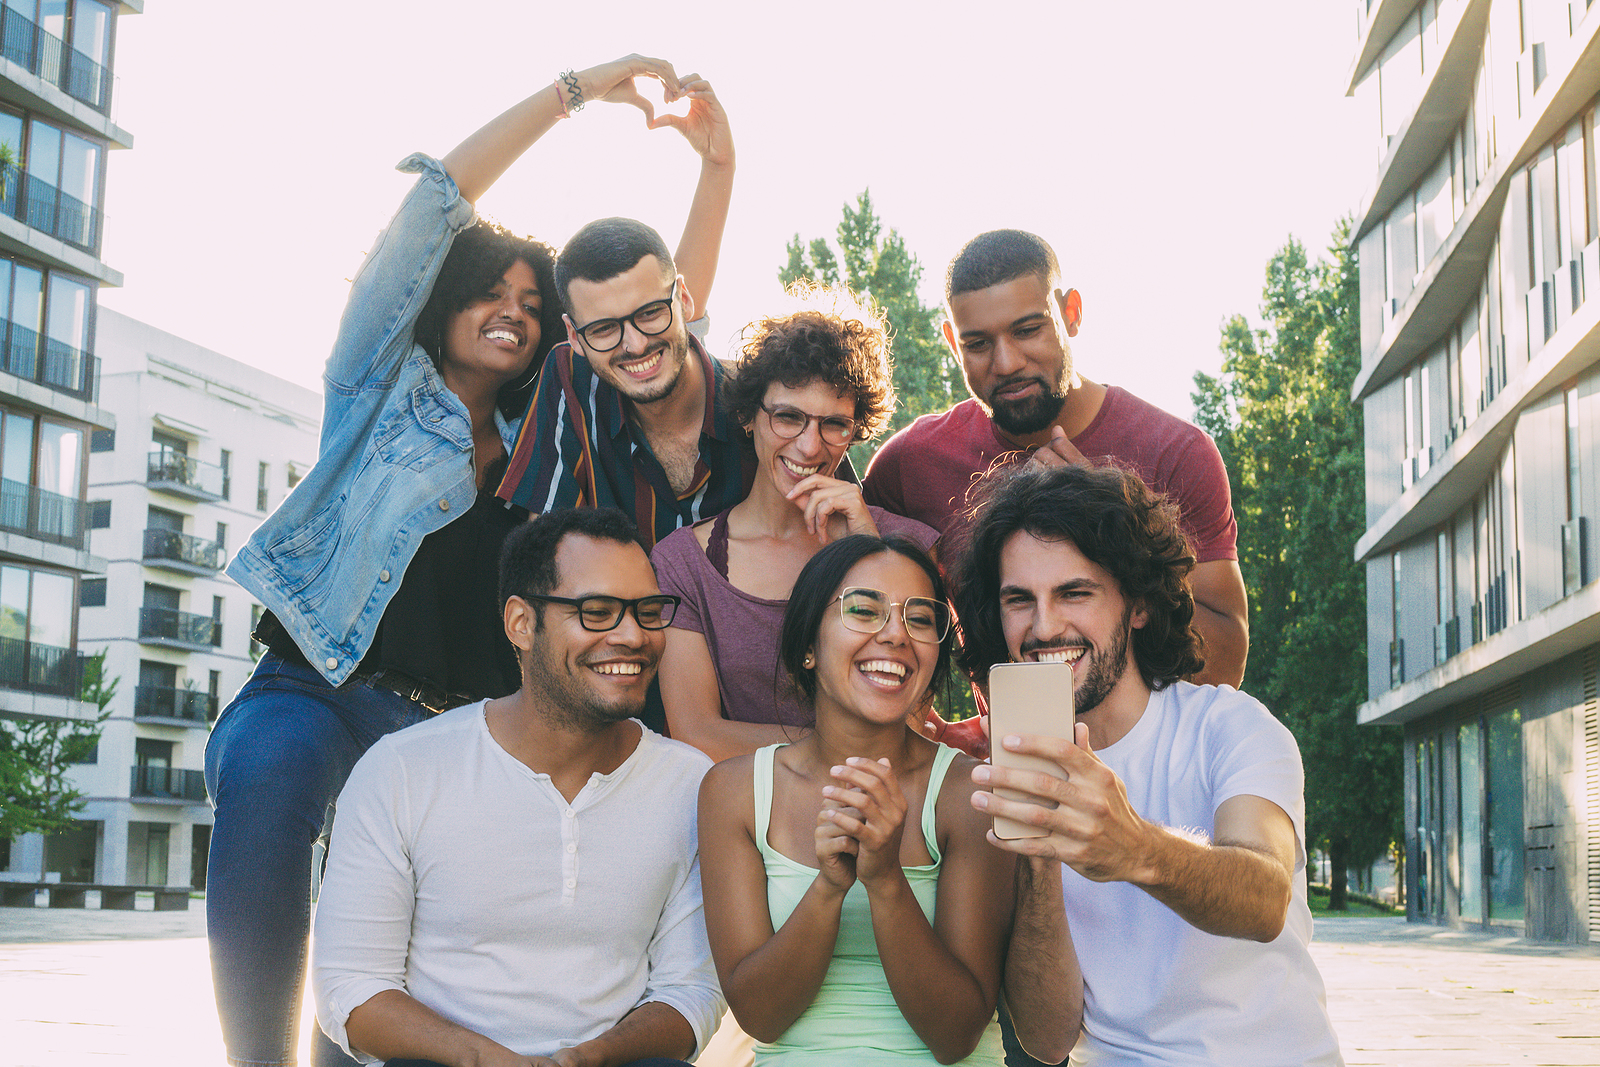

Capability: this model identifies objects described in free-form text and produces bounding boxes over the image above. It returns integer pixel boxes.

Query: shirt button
[378,570,391,582]
[566,843,576,854]
[324,657,338,671]
[438,500,450,511]
[565,878,576,889]
[564,809,575,819]
[431,414,442,422]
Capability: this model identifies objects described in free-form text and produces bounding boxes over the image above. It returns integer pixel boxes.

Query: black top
[260,456,523,703]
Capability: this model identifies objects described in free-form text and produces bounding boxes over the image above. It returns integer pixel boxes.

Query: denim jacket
[227,155,518,685]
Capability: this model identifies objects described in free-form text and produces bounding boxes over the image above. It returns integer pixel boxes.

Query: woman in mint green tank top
[698,535,1014,1065]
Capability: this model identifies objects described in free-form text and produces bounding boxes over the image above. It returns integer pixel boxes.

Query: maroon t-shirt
[861,390,1237,563]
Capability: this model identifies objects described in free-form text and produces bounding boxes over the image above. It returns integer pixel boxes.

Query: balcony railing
[138,606,220,650]
[0,634,84,697]
[129,765,207,802]
[0,477,86,547]
[133,685,216,725]
[0,161,101,253]
[146,450,224,501]
[0,4,115,115]
[0,316,98,401]
[142,528,225,573]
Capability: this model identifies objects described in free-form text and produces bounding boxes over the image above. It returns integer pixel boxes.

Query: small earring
[802,652,815,669]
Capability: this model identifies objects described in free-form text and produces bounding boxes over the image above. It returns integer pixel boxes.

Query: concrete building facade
[66,308,318,890]
[0,0,136,880]
[1352,0,1600,941]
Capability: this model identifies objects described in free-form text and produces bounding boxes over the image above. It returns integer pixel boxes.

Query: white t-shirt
[313,703,723,1063]
[1063,683,1343,1066]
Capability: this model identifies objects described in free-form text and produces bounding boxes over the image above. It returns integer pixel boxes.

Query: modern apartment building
[1351,0,1600,941]
[0,0,136,879]
[66,309,318,891]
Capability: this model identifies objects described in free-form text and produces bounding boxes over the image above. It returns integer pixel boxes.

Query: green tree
[0,649,116,868]
[1192,221,1402,910]
[780,190,961,470]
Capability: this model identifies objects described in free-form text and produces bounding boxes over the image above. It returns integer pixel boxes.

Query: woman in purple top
[652,287,937,761]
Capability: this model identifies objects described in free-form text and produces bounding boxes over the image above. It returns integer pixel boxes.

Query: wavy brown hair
[723,284,895,443]
[950,463,1205,689]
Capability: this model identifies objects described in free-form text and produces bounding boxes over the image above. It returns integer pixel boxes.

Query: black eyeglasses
[571,292,676,352]
[831,587,952,644]
[761,403,858,446]
[523,593,681,632]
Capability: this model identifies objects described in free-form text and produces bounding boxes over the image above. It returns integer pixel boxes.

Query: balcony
[0,316,98,401]
[0,634,83,697]
[0,477,86,548]
[133,684,215,726]
[0,4,115,115]
[128,765,207,803]
[138,607,220,652]
[142,528,224,576]
[0,161,100,254]
[146,450,224,502]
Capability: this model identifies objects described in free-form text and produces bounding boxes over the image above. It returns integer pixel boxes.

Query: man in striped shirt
[497,217,752,549]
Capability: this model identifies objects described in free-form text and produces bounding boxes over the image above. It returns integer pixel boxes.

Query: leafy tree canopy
[1192,220,1401,909]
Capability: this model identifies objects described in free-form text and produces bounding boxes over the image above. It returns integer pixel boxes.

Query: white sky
[97,0,1376,422]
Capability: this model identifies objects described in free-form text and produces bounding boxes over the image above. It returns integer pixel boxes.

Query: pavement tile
[2,906,1599,1065]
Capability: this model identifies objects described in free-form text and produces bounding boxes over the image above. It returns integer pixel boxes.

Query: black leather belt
[252,614,472,714]
[347,668,473,715]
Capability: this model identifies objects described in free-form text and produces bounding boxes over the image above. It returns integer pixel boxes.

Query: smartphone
[987,661,1075,840]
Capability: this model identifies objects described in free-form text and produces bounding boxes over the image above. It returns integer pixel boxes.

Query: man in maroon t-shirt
[863,229,1249,687]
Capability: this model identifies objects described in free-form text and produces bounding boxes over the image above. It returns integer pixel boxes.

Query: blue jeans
[205,653,432,1067]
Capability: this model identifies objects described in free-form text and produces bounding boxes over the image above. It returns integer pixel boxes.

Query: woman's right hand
[573,55,684,120]
[814,798,860,894]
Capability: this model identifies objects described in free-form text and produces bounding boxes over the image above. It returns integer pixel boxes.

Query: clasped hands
[814,757,909,893]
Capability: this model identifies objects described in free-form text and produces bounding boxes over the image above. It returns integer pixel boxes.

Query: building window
[0,563,76,694]
[1565,386,1581,522]
[215,521,226,552]
[286,462,302,490]
[249,603,263,662]
[219,448,231,501]
[90,428,113,452]
[79,576,104,607]
[88,499,108,528]
[256,461,268,512]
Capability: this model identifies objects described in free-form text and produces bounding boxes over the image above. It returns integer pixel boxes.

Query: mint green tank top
[751,743,1004,1065]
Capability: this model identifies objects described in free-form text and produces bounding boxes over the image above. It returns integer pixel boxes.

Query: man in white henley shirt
[954,465,1343,1067]
[313,507,722,1067]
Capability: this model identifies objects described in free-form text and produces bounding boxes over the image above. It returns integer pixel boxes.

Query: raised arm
[1000,857,1083,1065]
[441,55,686,204]
[654,75,735,315]
[660,627,797,761]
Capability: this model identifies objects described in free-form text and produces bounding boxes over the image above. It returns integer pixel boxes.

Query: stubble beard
[522,644,648,733]
[1070,603,1136,718]
[614,331,691,406]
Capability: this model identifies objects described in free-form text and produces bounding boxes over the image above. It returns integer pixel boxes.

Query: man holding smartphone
[952,464,1342,1067]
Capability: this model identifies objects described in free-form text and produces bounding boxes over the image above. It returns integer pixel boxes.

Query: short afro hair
[945,229,1060,303]
[499,507,649,617]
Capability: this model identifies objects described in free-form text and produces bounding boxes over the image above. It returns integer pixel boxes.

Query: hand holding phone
[986,662,1075,840]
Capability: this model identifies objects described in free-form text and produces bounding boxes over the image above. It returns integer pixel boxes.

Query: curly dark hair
[950,464,1204,690]
[723,284,895,443]
[413,219,560,420]
[778,535,955,711]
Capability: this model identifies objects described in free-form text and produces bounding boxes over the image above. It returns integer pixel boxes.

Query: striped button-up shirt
[496,335,753,549]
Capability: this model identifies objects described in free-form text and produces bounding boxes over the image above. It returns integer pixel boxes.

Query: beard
[986,379,1068,436]
[1020,601,1134,717]
[610,330,691,405]
[522,643,651,733]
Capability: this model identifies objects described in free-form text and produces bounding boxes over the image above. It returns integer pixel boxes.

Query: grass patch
[1307,883,1399,916]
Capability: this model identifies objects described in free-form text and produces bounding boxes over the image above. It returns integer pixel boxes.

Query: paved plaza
[2,903,1599,1065]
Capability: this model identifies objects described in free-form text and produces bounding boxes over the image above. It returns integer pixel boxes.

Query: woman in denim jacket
[205,56,735,1067]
